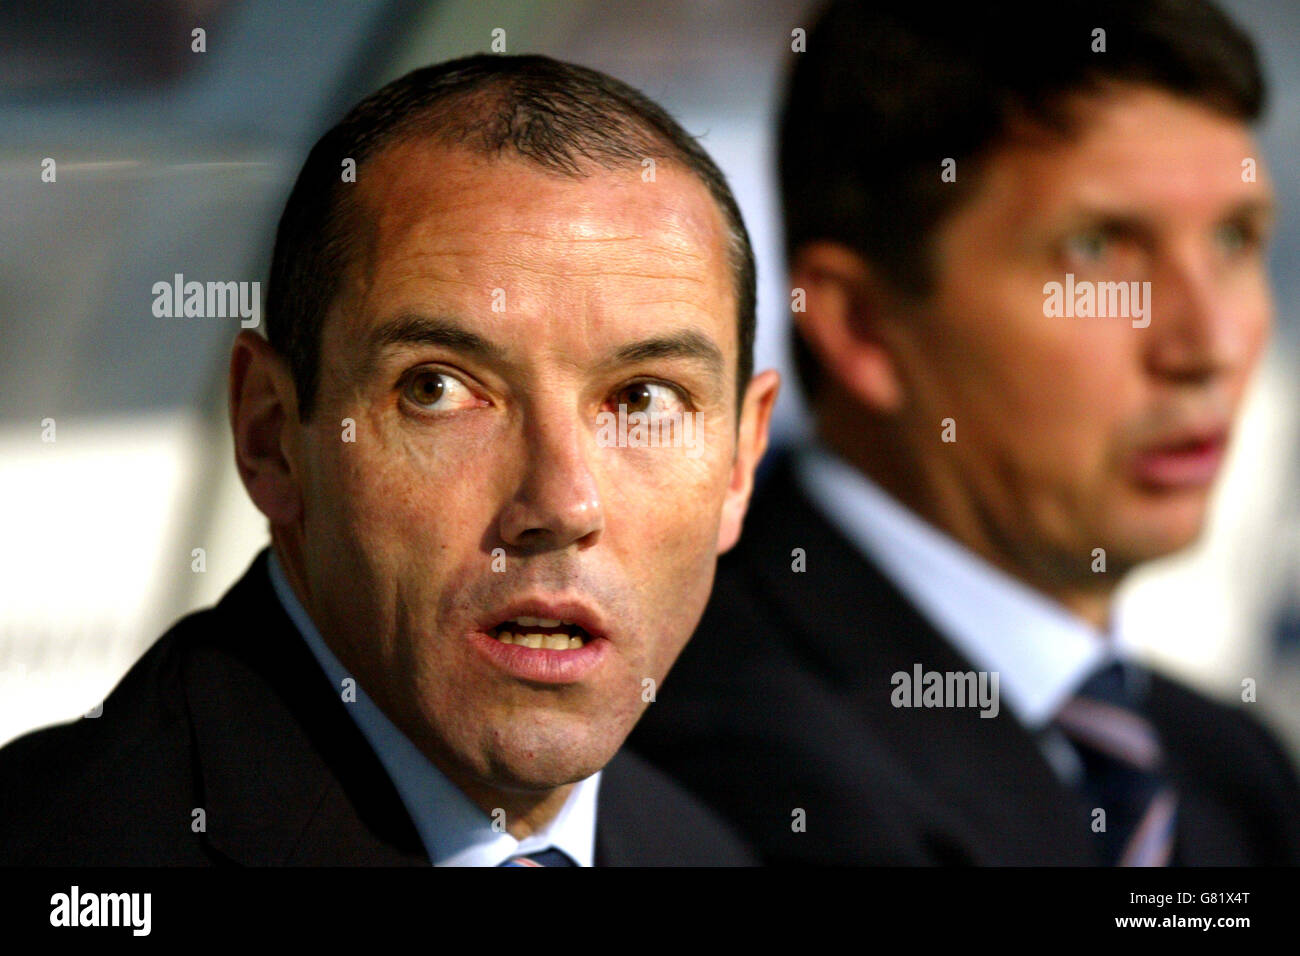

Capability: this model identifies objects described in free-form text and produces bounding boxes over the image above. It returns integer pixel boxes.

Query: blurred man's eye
[613,381,688,417]
[402,368,479,412]
[1058,222,1149,275]
[1063,228,1111,263]
[1213,219,1262,258]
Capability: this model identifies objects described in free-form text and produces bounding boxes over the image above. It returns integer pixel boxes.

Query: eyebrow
[359,312,507,380]
[1223,196,1277,225]
[1059,196,1277,235]
[609,329,726,380]
[357,311,727,387]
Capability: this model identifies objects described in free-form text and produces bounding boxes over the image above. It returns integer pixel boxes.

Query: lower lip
[469,631,610,684]
[1131,437,1227,489]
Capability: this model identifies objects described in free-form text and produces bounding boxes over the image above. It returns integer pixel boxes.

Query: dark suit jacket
[0,549,754,866]
[628,452,1300,865]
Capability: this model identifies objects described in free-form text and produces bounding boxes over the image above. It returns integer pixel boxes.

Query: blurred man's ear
[228,330,303,526]
[717,369,780,554]
[789,241,904,414]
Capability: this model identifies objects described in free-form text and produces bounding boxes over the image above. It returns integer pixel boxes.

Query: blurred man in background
[632,0,1300,864]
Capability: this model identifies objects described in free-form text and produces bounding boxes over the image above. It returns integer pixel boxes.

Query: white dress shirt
[266,548,601,866]
[794,442,1146,784]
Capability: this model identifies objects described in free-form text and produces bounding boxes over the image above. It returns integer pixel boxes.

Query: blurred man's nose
[497,405,604,553]
[1145,245,1258,386]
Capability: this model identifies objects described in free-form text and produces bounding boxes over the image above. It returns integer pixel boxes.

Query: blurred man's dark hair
[780,0,1264,401]
[268,53,757,422]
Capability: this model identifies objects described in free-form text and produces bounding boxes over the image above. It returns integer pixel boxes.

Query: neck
[818,415,1118,632]
[453,778,576,841]
[388,711,577,840]
[270,531,313,613]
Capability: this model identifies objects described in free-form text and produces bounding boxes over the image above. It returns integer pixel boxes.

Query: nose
[1145,249,1262,386]
[497,409,604,553]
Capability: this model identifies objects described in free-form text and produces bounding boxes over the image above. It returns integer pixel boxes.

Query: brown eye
[409,371,446,407]
[402,369,479,412]
[618,383,654,414]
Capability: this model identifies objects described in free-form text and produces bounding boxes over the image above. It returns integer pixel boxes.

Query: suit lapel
[183,550,427,866]
[594,750,743,865]
[740,456,1097,864]
[593,752,652,865]
[1144,673,1263,865]
[592,804,630,866]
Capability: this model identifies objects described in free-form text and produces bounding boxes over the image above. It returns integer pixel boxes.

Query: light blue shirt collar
[793,442,1136,731]
[265,548,601,866]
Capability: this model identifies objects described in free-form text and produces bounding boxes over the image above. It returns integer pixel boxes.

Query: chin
[485,752,611,793]
[1112,506,1212,565]
[479,722,622,791]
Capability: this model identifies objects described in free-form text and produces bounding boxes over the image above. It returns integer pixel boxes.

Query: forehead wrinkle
[353,215,713,275]
[373,249,716,289]
[362,171,723,257]
[366,266,717,299]
[385,225,714,260]
[351,151,729,284]
[352,240,722,330]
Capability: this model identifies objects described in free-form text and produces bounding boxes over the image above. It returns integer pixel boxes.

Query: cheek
[309,409,505,587]
[314,403,729,658]
[1239,292,1273,375]
[919,284,1144,501]
[604,449,728,661]
[945,322,1133,449]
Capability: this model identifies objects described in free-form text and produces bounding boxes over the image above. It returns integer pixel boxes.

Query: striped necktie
[1054,661,1177,866]
[499,847,577,867]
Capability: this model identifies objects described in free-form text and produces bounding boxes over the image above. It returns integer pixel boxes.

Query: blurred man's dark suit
[629,450,1300,865]
[0,550,755,866]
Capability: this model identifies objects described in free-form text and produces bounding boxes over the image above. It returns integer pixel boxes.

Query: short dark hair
[780,0,1265,400]
[267,53,756,422]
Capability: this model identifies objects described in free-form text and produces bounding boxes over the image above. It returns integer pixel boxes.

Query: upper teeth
[513,616,565,627]
[497,632,582,650]
[493,616,588,650]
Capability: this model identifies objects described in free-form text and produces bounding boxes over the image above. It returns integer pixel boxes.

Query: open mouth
[1132,430,1228,488]
[1166,435,1223,456]
[489,616,593,650]
[473,606,610,682]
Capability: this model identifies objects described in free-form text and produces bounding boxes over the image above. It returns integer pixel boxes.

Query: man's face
[887,85,1274,583]
[284,143,762,793]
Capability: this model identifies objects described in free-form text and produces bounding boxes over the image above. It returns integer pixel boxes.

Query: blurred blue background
[1,0,1297,749]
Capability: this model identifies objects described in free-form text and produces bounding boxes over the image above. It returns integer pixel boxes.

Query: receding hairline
[324,72,753,293]
[304,136,744,425]
[323,133,745,365]
[267,54,758,422]
[336,75,708,186]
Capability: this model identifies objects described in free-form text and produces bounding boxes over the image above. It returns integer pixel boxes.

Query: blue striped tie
[499,847,577,867]
[1054,661,1178,866]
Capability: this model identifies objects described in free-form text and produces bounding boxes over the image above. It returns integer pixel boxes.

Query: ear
[789,241,904,412]
[228,330,304,526]
[717,368,780,554]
